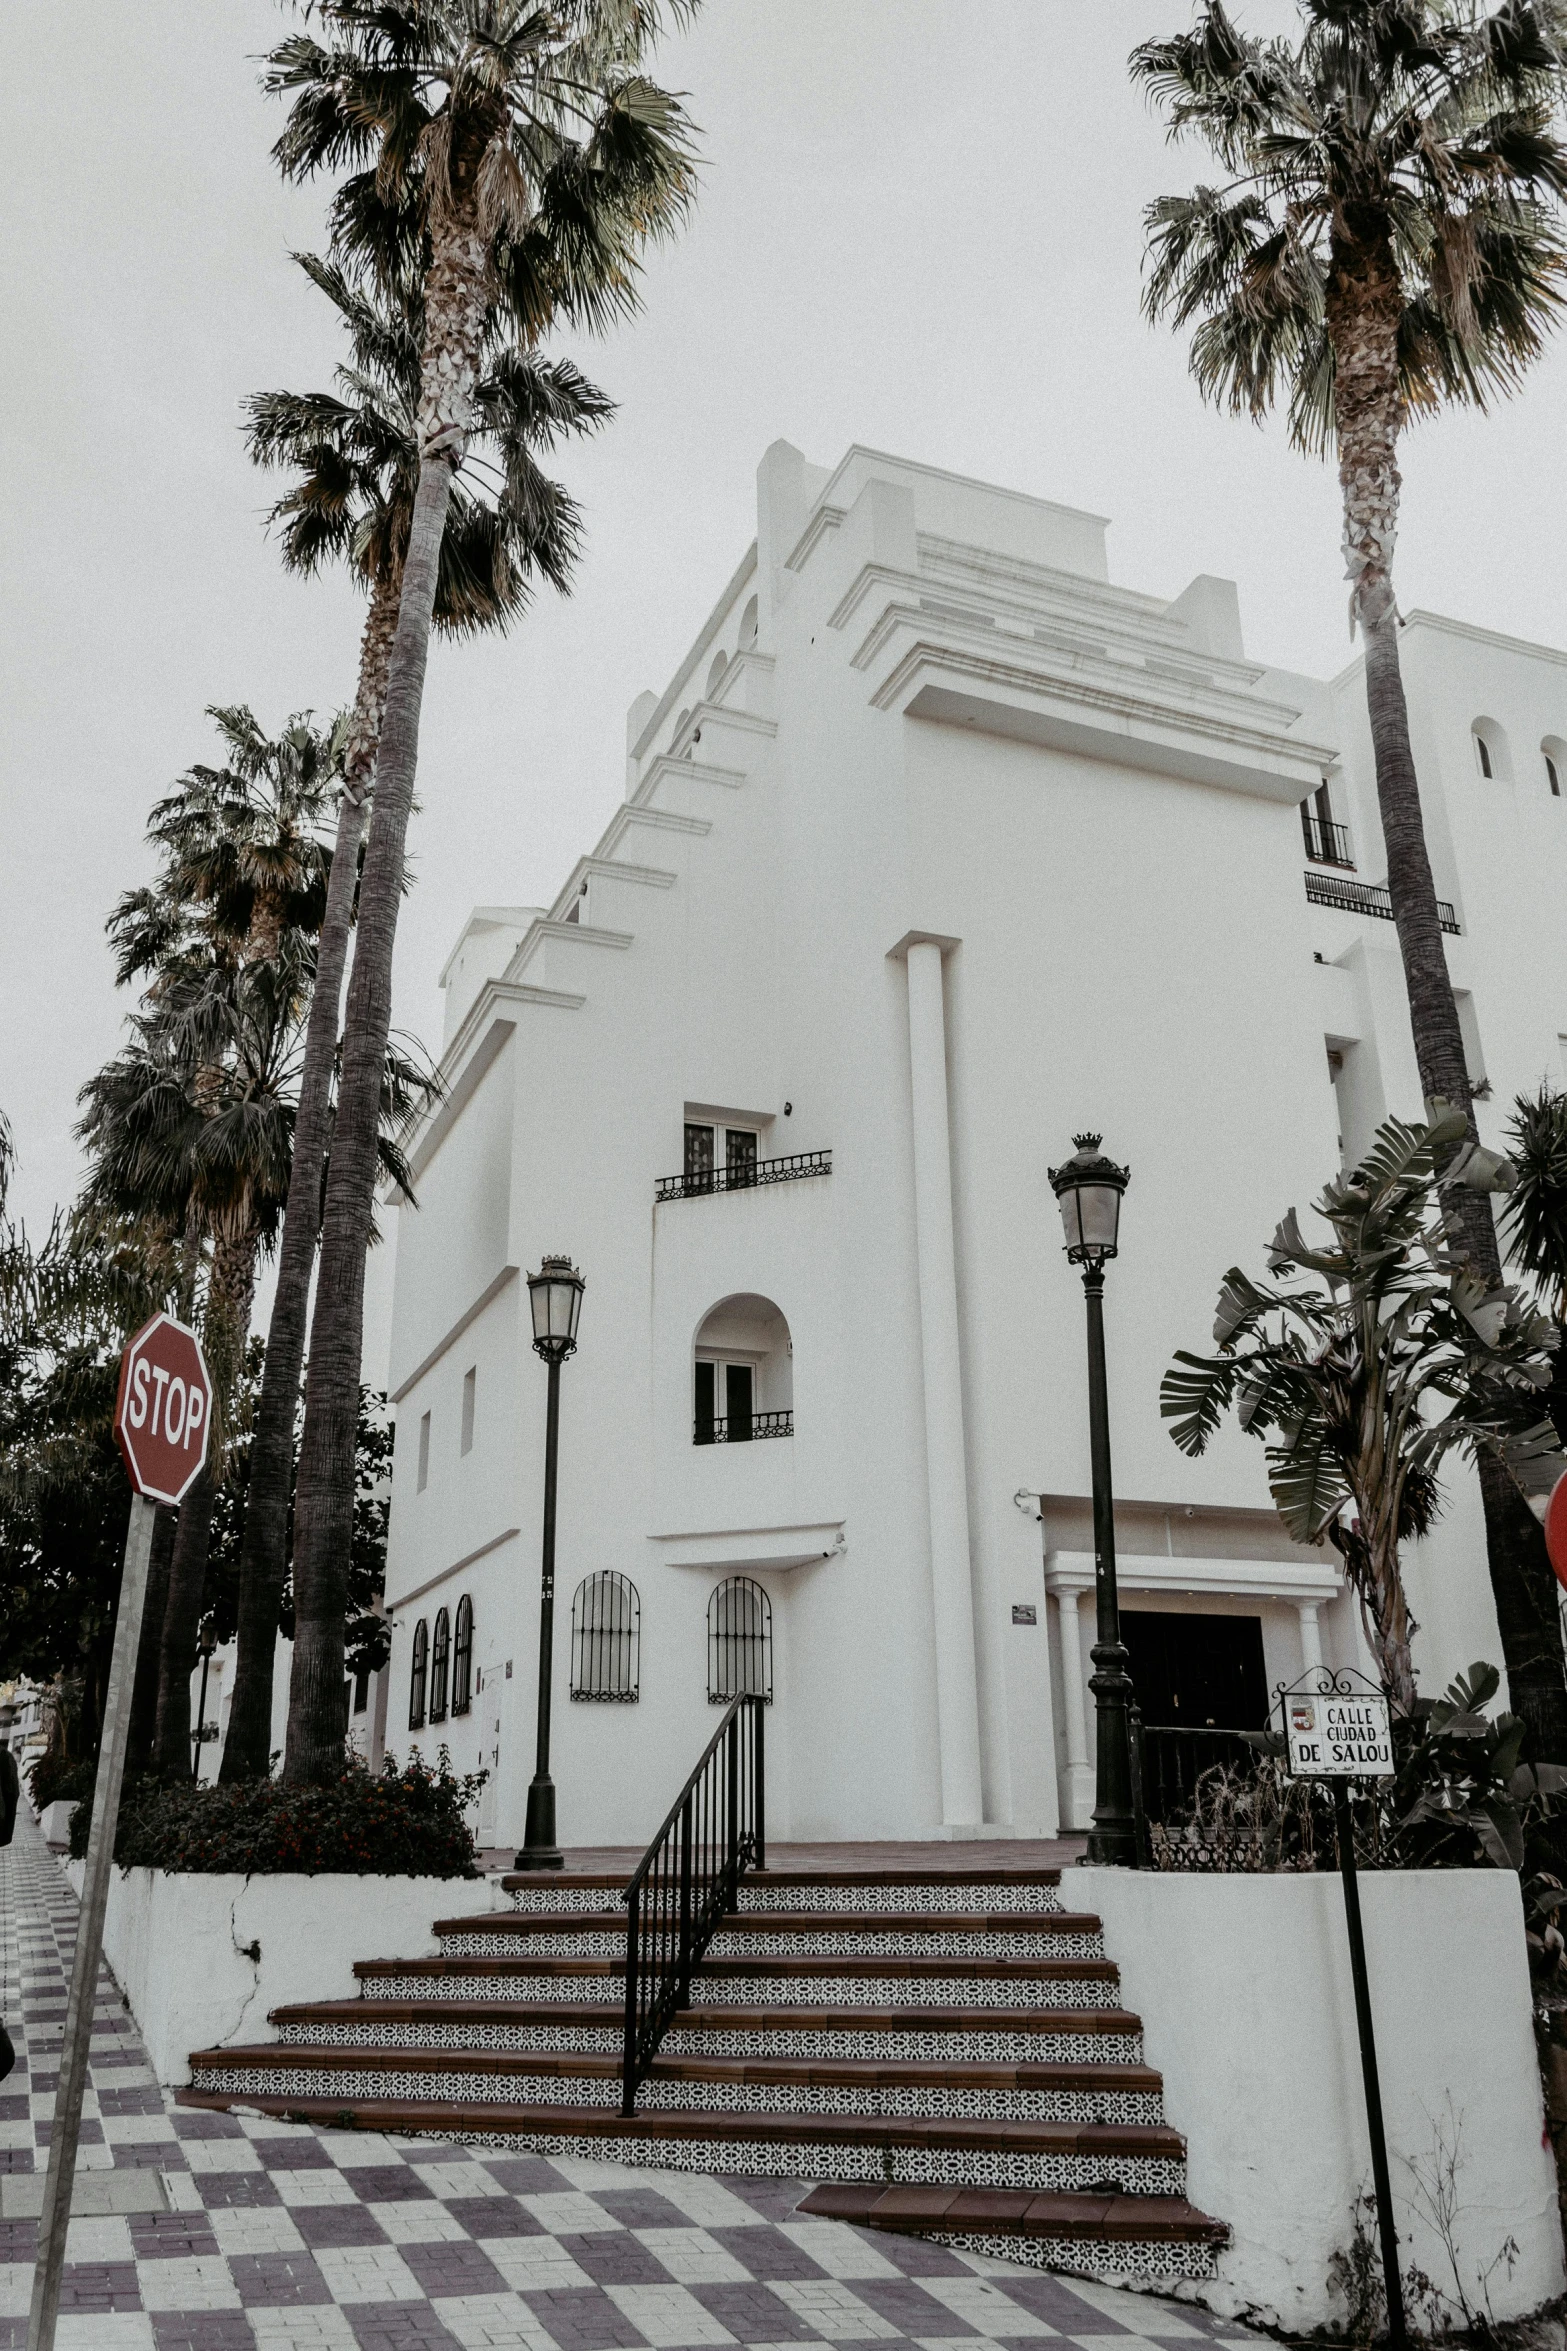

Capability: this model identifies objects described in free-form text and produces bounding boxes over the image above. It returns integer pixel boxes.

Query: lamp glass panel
[1076,1182,1122,1253]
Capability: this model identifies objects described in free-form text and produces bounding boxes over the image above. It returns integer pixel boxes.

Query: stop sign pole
[28,1313,211,2351]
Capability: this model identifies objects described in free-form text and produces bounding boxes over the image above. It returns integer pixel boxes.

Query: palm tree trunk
[220,572,399,1781]
[127,1503,175,1775]
[283,212,489,1786]
[155,1229,257,1777]
[1332,238,1567,1756]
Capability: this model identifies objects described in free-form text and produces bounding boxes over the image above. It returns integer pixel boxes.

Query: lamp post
[515,1255,585,1871]
[190,1615,217,1786]
[1047,1135,1138,1866]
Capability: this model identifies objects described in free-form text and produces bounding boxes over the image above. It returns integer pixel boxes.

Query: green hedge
[30,1756,96,1812]
[68,1750,484,1877]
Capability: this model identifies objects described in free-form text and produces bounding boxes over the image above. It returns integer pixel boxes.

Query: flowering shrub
[29,1755,96,1812]
[68,1748,484,1877]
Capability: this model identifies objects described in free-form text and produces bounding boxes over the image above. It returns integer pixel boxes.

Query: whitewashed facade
[372,440,1567,1850]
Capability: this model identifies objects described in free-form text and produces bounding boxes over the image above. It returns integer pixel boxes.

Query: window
[684,1122,715,1193]
[1550,756,1562,798]
[1544,737,1567,796]
[1477,734,1493,779]
[693,1295,793,1443]
[1472,719,1510,781]
[429,1607,451,1723]
[417,1411,431,1492]
[452,1596,474,1717]
[708,1577,773,1704]
[1300,781,1350,868]
[571,1573,641,1702]
[707,650,728,697]
[352,1666,370,1717]
[408,1620,428,1729]
[461,1367,476,1456]
[738,594,758,650]
[683,1121,759,1198]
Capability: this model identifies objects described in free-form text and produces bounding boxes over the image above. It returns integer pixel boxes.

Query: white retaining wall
[1075,1864,1563,2331]
[67,1863,503,2087]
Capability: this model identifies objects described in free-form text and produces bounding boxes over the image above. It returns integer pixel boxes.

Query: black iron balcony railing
[656,1149,831,1204]
[694,1410,793,1446]
[1305,870,1460,934]
[621,1693,765,2113]
[1301,810,1354,868]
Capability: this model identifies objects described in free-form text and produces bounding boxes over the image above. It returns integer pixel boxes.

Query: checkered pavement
[0,1805,1262,2351]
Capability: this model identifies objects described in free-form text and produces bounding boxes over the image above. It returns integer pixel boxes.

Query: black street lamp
[190,1614,217,1786]
[1047,1134,1138,1867]
[514,1254,586,1871]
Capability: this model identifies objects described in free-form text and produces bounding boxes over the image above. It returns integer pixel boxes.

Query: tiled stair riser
[360,1969,1114,2008]
[278,2017,1148,2065]
[191,2060,1163,2125]
[439,1927,1105,1959]
[504,1880,1067,1916]
[926,2230,1219,2283]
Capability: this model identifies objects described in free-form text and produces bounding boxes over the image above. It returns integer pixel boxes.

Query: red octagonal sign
[113,1312,213,1505]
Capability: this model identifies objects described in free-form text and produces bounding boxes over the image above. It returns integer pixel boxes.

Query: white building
[371,438,1567,1850]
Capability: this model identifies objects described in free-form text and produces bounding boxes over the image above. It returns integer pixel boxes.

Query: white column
[905,941,985,1827]
[1297,1600,1324,1676]
[1055,1587,1094,1832]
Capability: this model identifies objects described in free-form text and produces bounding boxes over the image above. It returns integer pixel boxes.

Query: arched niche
[692,1294,793,1443]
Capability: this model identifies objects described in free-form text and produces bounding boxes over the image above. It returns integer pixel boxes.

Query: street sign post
[27,1314,211,2351]
[1280,1669,1404,2351]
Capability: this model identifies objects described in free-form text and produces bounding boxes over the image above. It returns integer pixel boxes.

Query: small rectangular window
[353,1667,370,1716]
[684,1123,715,1192]
[417,1410,431,1492]
[726,1129,758,1188]
[461,1366,476,1456]
[694,1359,717,1444]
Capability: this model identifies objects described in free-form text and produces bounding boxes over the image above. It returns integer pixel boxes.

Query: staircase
[178,1860,1226,2284]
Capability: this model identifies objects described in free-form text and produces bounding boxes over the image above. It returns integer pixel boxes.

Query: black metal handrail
[621,1694,765,2113]
[1130,1714,1268,1863]
[1301,810,1354,868]
[694,1410,793,1445]
[1305,870,1460,934]
[656,1150,831,1204]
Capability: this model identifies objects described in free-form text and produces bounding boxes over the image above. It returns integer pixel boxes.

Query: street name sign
[1284,1689,1395,1779]
[112,1311,212,1504]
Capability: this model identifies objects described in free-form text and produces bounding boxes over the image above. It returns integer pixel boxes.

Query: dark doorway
[1120,1610,1268,1730]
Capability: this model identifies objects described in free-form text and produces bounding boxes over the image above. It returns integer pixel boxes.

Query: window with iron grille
[570,1572,641,1701]
[429,1606,450,1723]
[408,1619,428,1729]
[707,1575,773,1704]
[452,1595,474,1716]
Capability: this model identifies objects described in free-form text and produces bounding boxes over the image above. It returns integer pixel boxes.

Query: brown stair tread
[201,2041,1164,2097]
[276,1997,1143,2035]
[356,1953,1117,1982]
[434,1909,1103,1938]
[173,2087,1174,2155]
[798,2180,1227,2245]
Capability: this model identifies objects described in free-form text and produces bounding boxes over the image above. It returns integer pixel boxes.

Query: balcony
[1301,810,1354,868]
[1304,870,1460,933]
[657,1149,831,1204]
[694,1410,794,1445]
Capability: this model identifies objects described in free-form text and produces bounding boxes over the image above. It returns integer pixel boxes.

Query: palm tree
[1503,1085,1567,1447]
[222,252,610,1781]
[1163,1112,1559,1707]
[1132,0,1567,1755]
[266,0,698,1781]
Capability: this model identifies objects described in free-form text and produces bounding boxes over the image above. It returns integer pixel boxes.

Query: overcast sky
[5,0,1567,1237]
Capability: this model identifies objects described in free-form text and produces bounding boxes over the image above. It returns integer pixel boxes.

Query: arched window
[1473,719,1510,781]
[1544,736,1567,798]
[738,595,758,649]
[429,1607,450,1724]
[706,650,728,697]
[451,1596,474,1717]
[408,1619,428,1730]
[694,1295,793,1444]
[708,1577,773,1704]
[571,1573,641,1702]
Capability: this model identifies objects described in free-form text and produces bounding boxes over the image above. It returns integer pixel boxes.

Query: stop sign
[113,1312,213,1504]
